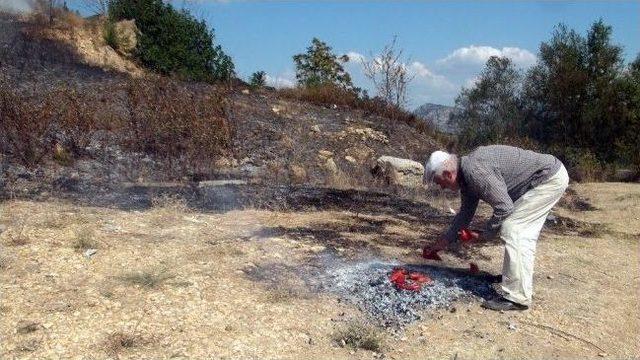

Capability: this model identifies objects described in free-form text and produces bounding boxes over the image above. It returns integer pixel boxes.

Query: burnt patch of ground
[546,215,611,237]
[558,187,597,211]
[242,254,498,328]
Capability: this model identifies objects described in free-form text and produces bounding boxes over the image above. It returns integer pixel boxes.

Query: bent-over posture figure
[423,145,569,311]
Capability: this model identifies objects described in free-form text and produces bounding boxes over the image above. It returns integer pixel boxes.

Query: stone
[345,145,374,162]
[241,89,250,94]
[310,125,321,133]
[344,155,357,164]
[83,249,98,259]
[289,165,307,184]
[371,156,425,188]
[321,158,339,175]
[318,150,334,158]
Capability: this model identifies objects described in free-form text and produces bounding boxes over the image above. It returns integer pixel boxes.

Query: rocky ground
[0,182,638,359]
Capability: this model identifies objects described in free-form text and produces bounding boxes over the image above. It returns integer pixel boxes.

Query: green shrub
[108,0,234,82]
[249,71,267,89]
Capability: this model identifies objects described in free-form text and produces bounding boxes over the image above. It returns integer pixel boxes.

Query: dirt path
[1,183,638,359]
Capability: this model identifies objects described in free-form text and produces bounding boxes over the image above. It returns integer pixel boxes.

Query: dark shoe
[482,297,528,311]
[489,274,502,283]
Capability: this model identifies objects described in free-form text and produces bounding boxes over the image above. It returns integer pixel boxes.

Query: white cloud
[408,61,456,91]
[345,51,366,63]
[265,74,295,89]
[437,45,536,68]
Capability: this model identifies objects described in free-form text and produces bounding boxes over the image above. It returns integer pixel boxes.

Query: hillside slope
[0,13,442,196]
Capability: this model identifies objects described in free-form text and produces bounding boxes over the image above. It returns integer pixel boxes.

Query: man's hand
[458,228,480,245]
[422,238,448,261]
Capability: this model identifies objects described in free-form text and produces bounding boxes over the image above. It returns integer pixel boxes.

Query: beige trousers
[500,165,569,306]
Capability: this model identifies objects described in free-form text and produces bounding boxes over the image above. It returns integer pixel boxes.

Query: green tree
[521,23,589,148]
[249,71,267,88]
[450,56,523,149]
[293,38,353,89]
[108,0,234,82]
[614,54,640,168]
[521,20,636,165]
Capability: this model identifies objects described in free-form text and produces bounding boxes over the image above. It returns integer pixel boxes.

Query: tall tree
[450,56,523,149]
[293,38,353,89]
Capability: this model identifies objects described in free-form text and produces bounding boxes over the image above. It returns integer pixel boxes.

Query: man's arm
[442,189,479,245]
[472,169,514,236]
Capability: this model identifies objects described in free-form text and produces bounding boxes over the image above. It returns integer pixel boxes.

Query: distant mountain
[413,103,459,134]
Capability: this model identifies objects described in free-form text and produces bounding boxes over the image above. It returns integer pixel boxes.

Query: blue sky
[71,1,639,108]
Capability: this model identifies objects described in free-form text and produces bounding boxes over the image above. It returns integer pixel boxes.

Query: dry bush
[0,254,11,270]
[54,87,100,155]
[71,227,98,251]
[333,320,383,352]
[3,222,30,247]
[278,84,360,108]
[123,78,231,171]
[278,85,443,140]
[0,84,57,166]
[105,331,146,357]
[0,82,102,166]
[147,193,190,226]
[117,268,174,288]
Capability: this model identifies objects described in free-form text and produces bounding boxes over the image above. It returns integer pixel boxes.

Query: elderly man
[423,145,569,311]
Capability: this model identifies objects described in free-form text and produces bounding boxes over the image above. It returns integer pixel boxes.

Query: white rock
[83,249,98,258]
[372,155,425,188]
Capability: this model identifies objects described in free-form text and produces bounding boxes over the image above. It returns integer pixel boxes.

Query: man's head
[424,150,459,191]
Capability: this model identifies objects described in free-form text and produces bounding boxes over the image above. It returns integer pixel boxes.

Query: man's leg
[500,166,569,306]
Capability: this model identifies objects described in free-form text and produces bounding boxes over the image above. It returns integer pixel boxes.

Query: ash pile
[320,261,496,327]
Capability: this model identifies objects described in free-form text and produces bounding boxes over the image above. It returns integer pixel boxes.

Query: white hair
[424,151,458,183]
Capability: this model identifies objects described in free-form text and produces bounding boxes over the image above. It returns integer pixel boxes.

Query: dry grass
[333,321,384,352]
[117,268,174,289]
[278,84,445,141]
[105,331,147,357]
[3,220,29,246]
[147,194,190,227]
[615,193,640,202]
[71,227,98,251]
[16,320,40,335]
[0,77,230,168]
[0,254,9,270]
[123,78,231,172]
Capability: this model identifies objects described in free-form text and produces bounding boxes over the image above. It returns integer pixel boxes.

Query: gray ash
[319,261,497,327]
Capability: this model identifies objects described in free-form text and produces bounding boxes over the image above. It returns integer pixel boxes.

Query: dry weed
[3,220,29,246]
[71,227,98,251]
[147,194,190,227]
[117,268,174,289]
[333,320,384,352]
[0,254,9,270]
[105,331,145,357]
